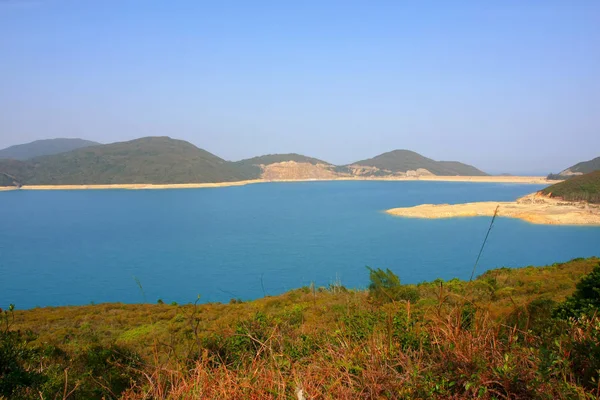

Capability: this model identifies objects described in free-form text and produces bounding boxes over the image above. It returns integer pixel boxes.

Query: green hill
[541,170,600,203]
[0,137,254,185]
[0,138,489,186]
[559,156,600,176]
[350,149,487,176]
[235,153,330,167]
[0,138,100,160]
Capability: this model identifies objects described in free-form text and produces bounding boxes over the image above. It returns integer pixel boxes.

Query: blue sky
[1,1,599,174]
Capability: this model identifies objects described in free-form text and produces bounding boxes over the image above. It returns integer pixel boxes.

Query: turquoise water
[1,181,599,309]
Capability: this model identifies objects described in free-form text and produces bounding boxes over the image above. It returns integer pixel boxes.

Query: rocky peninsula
[386,192,600,225]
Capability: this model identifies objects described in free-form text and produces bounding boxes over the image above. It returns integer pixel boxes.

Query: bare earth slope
[261,161,341,180]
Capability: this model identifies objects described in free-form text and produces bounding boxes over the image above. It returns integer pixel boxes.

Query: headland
[386,192,600,225]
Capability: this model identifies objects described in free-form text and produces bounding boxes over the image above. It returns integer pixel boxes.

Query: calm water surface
[1,181,599,309]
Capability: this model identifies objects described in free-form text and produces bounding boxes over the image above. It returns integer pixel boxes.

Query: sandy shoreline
[0,180,266,191]
[0,176,555,191]
[386,193,600,226]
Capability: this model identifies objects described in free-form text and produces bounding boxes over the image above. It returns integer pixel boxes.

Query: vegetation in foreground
[2,257,600,399]
[541,170,600,204]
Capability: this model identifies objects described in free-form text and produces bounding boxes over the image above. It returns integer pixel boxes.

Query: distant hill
[0,138,100,160]
[349,150,487,176]
[541,170,600,204]
[0,138,488,186]
[0,137,254,185]
[235,153,330,179]
[236,153,330,167]
[558,156,600,177]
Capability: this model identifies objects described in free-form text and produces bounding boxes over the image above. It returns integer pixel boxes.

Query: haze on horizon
[1,1,598,175]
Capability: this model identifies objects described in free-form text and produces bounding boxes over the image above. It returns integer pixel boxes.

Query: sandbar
[0,175,556,191]
[386,193,600,226]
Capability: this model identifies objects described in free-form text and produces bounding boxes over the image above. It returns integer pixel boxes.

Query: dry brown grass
[6,257,600,399]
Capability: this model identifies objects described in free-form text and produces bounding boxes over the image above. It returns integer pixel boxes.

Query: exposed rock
[261,161,340,180]
[559,168,584,177]
[344,165,386,176]
[406,168,433,177]
[259,162,437,180]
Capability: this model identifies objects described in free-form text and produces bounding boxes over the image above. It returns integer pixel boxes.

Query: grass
[3,257,600,399]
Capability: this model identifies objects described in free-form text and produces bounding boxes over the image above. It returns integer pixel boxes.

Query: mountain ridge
[349,149,488,176]
[0,136,487,186]
[0,138,100,160]
[559,156,600,176]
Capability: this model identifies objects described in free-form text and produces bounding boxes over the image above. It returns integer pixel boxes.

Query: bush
[0,305,46,399]
[341,310,383,341]
[367,267,420,304]
[506,297,557,335]
[554,264,600,319]
[0,330,45,399]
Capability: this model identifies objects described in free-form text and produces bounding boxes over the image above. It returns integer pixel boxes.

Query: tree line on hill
[0,136,487,186]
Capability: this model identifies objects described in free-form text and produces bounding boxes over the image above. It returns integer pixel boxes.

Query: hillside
[4,257,600,399]
[0,138,100,160]
[541,170,600,204]
[559,156,600,176]
[0,138,490,186]
[235,150,487,180]
[235,153,330,167]
[0,137,254,185]
[350,149,488,176]
[234,153,338,180]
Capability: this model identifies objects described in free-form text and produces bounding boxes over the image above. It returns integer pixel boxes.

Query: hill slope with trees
[350,149,488,176]
[0,137,489,186]
[541,170,600,203]
[0,137,255,185]
[560,156,600,176]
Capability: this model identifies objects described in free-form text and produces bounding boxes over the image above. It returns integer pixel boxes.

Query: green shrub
[341,310,383,341]
[392,311,429,351]
[76,344,142,398]
[506,297,557,335]
[0,330,45,399]
[367,267,420,304]
[554,264,600,319]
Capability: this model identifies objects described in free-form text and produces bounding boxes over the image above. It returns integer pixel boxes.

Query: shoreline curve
[386,193,600,226]
[0,175,556,191]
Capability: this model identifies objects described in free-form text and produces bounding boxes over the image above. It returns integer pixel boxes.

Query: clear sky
[1,1,599,174]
